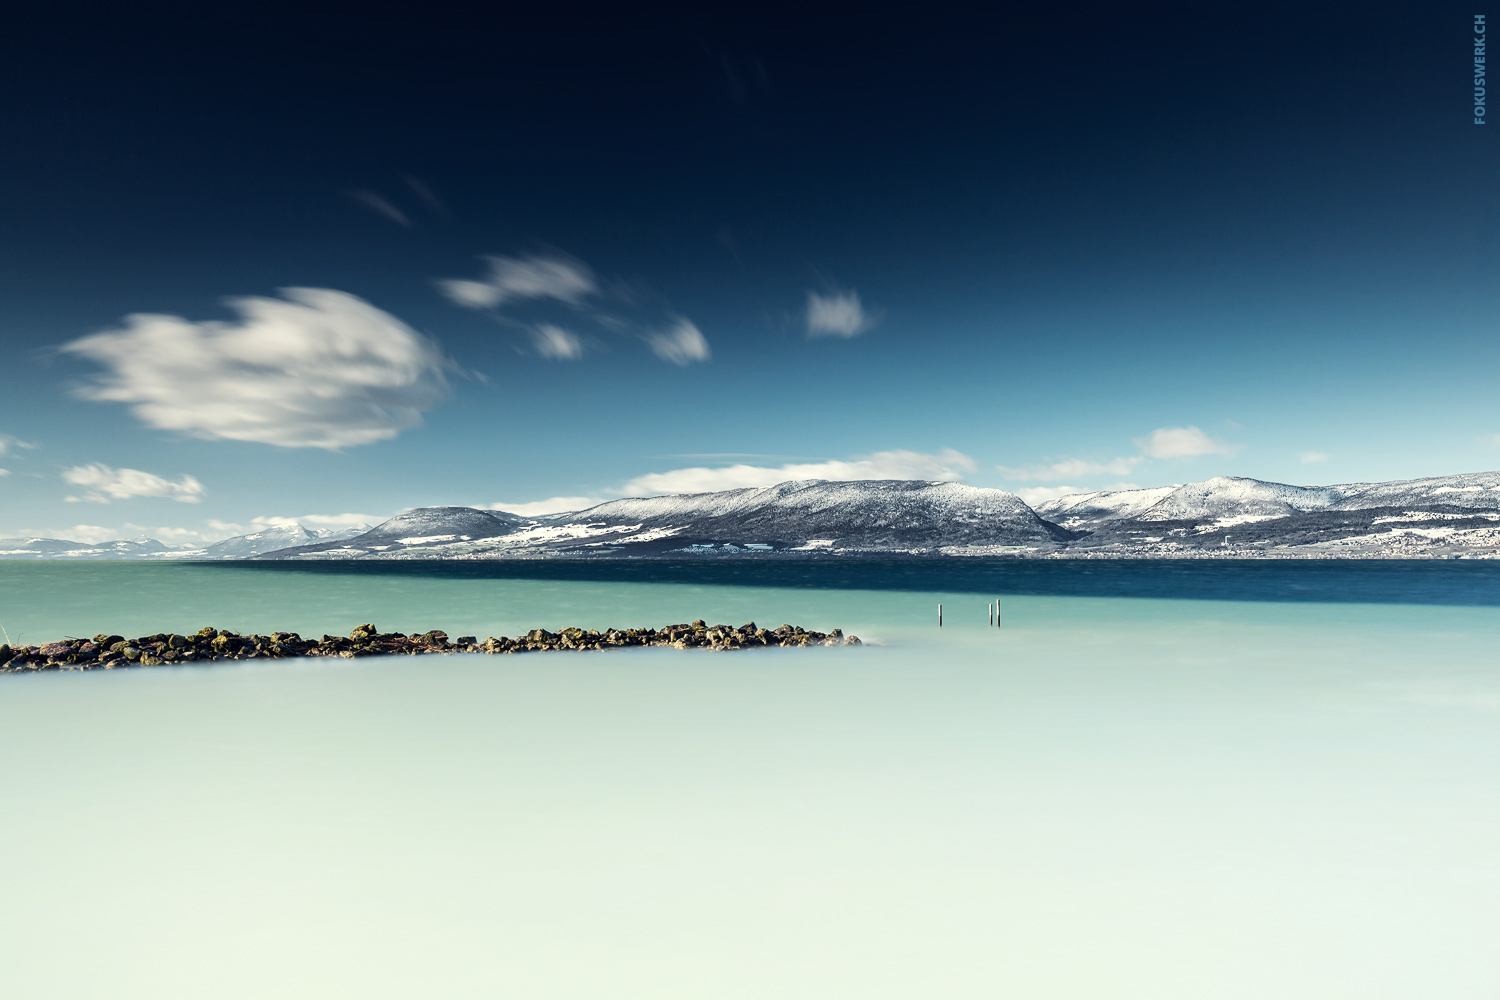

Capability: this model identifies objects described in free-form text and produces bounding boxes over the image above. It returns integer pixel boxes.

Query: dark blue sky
[2,1,1496,541]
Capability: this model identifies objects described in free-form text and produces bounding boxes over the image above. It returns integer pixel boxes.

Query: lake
[3,560,1499,998]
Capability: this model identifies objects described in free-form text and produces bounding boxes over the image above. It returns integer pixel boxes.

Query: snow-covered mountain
[202,522,372,559]
[0,537,175,559]
[0,523,370,560]
[6,471,1500,561]
[1037,472,1500,528]
[265,480,1066,559]
[1038,471,1500,557]
[543,480,1063,550]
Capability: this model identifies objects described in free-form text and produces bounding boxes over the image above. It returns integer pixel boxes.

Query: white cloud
[1013,485,1084,505]
[250,513,384,530]
[41,525,120,545]
[1135,426,1235,459]
[645,319,711,365]
[532,324,585,360]
[0,468,8,477]
[996,456,1143,482]
[62,464,204,504]
[129,524,212,545]
[438,252,710,367]
[998,425,1236,488]
[622,448,976,496]
[1481,434,1500,448]
[63,288,449,450]
[490,496,596,516]
[1298,451,1329,464]
[438,253,597,309]
[806,290,879,338]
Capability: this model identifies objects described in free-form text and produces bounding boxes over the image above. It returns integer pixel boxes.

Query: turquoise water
[3,562,1500,997]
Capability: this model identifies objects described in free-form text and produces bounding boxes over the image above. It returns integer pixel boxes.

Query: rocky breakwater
[0,621,860,673]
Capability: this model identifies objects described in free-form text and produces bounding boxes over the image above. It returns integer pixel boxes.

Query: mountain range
[4,472,1498,560]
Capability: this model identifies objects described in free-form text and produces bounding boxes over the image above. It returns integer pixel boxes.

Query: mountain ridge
[4,471,1498,560]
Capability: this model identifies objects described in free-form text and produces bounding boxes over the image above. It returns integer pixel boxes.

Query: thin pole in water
[988,602,993,626]
[996,597,1001,628]
[938,603,943,627]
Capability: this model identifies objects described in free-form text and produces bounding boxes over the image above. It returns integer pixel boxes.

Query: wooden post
[996,597,1001,629]
[938,603,943,627]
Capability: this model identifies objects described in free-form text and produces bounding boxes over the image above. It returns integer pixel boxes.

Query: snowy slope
[1133,477,1344,522]
[1328,471,1500,511]
[1033,486,1177,527]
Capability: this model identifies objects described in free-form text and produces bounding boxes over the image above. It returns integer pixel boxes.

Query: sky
[1,1,1497,544]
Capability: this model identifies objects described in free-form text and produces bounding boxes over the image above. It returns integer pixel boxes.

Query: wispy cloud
[64,288,449,449]
[1298,451,1329,464]
[1135,425,1236,459]
[438,253,597,310]
[490,496,596,516]
[1481,434,1500,448]
[0,434,35,459]
[622,448,976,496]
[402,175,449,217]
[806,289,879,338]
[645,320,711,365]
[62,464,204,504]
[531,324,585,360]
[346,190,411,227]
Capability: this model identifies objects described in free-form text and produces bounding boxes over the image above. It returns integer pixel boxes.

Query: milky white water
[2,563,1498,998]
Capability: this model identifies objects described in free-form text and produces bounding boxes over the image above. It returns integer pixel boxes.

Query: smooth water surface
[2,561,1499,998]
